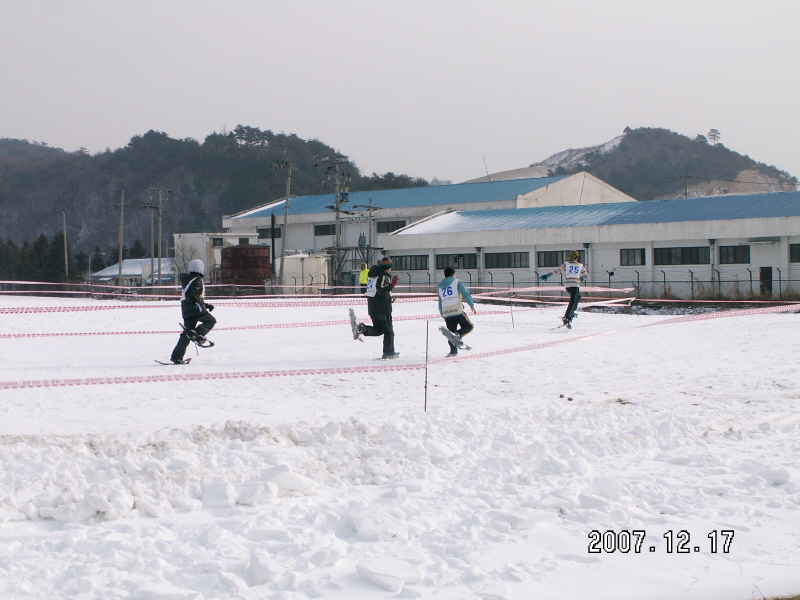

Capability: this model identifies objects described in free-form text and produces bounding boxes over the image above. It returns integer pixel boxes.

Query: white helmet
[188,259,204,275]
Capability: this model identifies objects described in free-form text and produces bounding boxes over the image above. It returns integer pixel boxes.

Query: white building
[177,171,800,298]
[381,191,800,299]
[213,173,635,282]
[90,258,176,286]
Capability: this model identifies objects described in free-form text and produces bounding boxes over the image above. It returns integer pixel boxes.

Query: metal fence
[2,272,799,301]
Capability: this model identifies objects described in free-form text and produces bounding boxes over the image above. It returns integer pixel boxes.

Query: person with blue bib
[437,267,477,357]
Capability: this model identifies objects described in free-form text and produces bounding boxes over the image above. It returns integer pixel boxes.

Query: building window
[377,220,407,234]
[719,245,750,264]
[537,250,585,268]
[620,248,646,266]
[654,246,710,265]
[211,238,224,247]
[790,244,800,263]
[484,252,529,269]
[391,255,429,271]
[257,227,282,239]
[435,253,478,270]
[238,238,251,245]
[314,224,336,236]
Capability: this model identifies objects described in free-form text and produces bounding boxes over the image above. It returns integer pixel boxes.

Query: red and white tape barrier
[0,309,535,339]
[0,363,425,390]
[0,295,436,315]
[1,303,797,390]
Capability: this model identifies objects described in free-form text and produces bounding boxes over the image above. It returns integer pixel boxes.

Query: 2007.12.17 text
[588,529,734,554]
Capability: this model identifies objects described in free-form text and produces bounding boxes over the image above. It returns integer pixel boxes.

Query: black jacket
[180,272,208,319]
[366,265,394,316]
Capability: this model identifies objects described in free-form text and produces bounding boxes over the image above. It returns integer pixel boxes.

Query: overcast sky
[2,0,798,184]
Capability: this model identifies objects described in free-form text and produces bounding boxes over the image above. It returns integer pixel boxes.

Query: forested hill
[0,127,428,256]
[2,126,797,260]
[546,127,797,200]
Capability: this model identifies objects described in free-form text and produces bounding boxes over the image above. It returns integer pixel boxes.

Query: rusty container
[220,243,271,285]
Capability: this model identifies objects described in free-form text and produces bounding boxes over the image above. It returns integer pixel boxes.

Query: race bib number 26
[440,284,458,304]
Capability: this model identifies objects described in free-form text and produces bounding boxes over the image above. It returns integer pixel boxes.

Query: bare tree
[173,238,198,275]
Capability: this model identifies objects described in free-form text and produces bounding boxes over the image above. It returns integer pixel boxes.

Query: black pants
[565,286,580,320]
[171,312,216,361]
[444,313,474,354]
[361,313,394,354]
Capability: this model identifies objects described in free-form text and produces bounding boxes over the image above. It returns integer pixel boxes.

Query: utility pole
[157,189,165,286]
[270,212,276,277]
[142,190,165,286]
[685,166,689,198]
[273,160,292,288]
[316,155,352,287]
[117,189,125,287]
[144,194,158,285]
[352,198,382,265]
[367,199,375,254]
[56,207,69,278]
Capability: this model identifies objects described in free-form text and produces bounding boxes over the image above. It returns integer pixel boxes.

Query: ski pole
[423,320,429,412]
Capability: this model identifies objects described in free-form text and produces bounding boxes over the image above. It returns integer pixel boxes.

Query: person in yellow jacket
[358,263,369,294]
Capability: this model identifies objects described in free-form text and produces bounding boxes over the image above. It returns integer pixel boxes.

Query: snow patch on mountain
[532,134,624,170]
[464,135,623,183]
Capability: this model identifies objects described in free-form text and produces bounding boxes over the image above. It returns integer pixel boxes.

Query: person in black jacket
[355,257,399,359]
[170,259,216,363]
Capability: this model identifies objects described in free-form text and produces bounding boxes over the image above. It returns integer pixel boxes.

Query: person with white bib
[437,267,477,357]
[539,250,589,328]
[355,257,400,359]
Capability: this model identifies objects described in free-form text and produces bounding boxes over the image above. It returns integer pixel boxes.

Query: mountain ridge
[467,128,796,199]
[0,127,796,258]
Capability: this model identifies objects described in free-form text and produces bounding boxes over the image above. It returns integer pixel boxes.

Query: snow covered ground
[1,294,799,600]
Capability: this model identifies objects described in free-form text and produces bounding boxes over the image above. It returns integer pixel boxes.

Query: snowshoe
[349,308,364,342]
[155,358,192,365]
[439,326,471,350]
[194,335,214,348]
[179,323,215,348]
[379,352,400,360]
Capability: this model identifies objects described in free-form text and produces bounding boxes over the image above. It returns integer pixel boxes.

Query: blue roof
[232,176,568,218]
[396,192,800,234]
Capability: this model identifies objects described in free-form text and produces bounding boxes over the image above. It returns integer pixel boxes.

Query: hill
[0,138,65,162]
[0,127,427,259]
[468,127,797,200]
[1,126,797,270]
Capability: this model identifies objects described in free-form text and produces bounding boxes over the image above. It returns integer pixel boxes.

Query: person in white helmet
[170,259,216,363]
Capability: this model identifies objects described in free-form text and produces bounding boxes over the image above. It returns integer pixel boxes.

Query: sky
[1,0,799,184]
[2,294,800,598]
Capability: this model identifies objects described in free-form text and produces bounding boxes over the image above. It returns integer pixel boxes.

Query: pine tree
[129,238,148,258]
[90,246,106,271]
